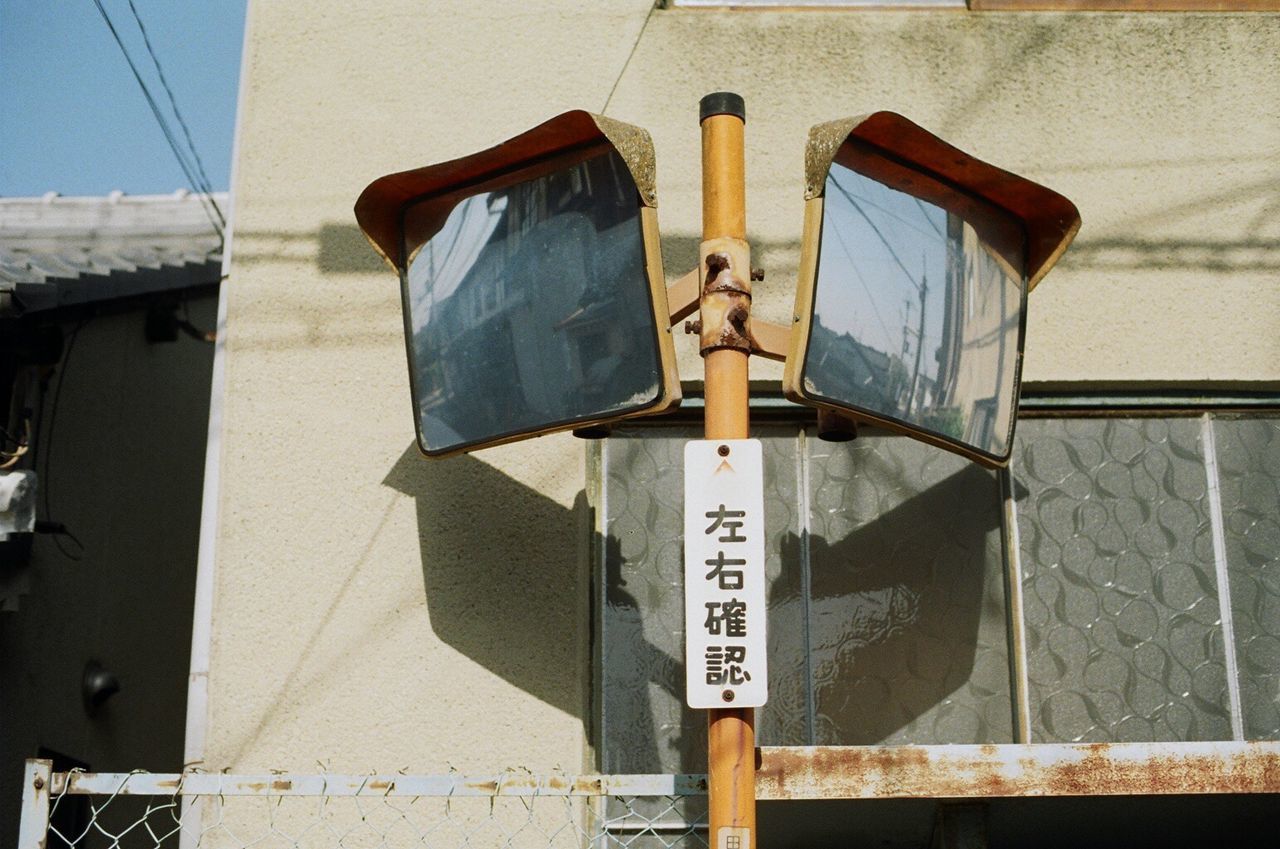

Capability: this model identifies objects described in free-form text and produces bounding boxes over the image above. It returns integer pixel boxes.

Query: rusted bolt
[33,776,45,791]
[717,444,730,456]
[684,319,702,335]
[722,690,735,703]
[750,267,764,282]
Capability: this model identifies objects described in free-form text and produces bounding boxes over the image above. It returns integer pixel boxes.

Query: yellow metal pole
[698,91,757,849]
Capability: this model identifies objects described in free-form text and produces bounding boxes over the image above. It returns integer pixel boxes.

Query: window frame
[588,391,1280,798]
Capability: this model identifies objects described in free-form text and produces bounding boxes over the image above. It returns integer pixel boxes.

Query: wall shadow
[773,462,1006,744]
[598,428,1021,774]
[382,446,587,719]
[317,223,389,274]
[307,223,804,282]
[600,532,689,772]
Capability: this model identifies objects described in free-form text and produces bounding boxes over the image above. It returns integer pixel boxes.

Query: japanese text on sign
[684,439,768,709]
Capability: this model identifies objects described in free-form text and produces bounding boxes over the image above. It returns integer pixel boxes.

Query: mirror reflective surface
[802,145,1027,461]
[401,151,664,455]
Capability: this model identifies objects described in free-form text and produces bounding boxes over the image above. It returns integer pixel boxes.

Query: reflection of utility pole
[906,255,928,415]
[901,299,912,362]
[899,299,912,407]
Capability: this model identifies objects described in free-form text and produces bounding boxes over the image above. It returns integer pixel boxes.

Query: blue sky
[1,0,246,197]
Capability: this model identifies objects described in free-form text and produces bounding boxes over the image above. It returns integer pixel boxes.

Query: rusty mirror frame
[355,111,681,458]
[782,112,1081,468]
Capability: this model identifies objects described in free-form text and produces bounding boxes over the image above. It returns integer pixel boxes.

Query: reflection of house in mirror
[405,152,660,448]
[932,216,1021,451]
[806,319,902,414]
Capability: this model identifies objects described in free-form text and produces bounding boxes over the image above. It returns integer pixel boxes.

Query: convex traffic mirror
[355,111,680,457]
[784,112,1081,467]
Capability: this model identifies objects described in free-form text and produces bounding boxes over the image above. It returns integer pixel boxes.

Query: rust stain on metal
[366,780,391,792]
[758,744,1280,800]
[699,251,753,354]
[759,745,930,798]
[271,779,294,791]
[572,776,604,794]
[703,253,750,297]
[467,780,499,794]
[498,776,539,793]
[1041,745,1280,797]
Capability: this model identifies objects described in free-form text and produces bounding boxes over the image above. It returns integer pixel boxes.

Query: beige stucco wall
[204,1,1280,773]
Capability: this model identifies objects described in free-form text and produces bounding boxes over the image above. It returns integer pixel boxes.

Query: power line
[914,197,945,238]
[126,0,223,224]
[89,0,225,243]
[41,318,91,562]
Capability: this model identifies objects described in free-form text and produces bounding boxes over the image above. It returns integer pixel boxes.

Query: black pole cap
[700,92,745,123]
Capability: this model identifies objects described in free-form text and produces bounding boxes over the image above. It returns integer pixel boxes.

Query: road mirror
[784,112,1080,467]
[356,112,680,457]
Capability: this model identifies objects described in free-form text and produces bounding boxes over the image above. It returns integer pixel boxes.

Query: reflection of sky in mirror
[820,167,947,361]
[805,160,1024,459]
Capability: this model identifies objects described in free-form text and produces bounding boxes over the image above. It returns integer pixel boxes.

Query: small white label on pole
[684,438,768,709]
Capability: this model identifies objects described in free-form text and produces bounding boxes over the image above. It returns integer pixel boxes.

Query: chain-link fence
[19,761,709,849]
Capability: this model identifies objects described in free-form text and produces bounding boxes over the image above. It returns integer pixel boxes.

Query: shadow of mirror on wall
[597,425,1020,777]
[382,445,592,721]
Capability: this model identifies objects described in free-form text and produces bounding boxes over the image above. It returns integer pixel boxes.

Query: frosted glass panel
[805,434,1013,744]
[599,424,1013,771]
[598,412,1279,769]
[1013,418,1232,743]
[1212,416,1280,740]
[600,426,805,774]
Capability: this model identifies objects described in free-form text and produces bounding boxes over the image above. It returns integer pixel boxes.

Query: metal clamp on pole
[699,90,758,849]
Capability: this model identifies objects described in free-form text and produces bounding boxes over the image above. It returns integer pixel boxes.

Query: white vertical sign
[684,438,768,709]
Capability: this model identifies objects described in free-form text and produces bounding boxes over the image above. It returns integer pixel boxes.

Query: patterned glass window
[593,413,1280,773]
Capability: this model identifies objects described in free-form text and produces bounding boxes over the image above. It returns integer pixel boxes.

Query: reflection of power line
[840,188,943,244]
[914,198,945,238]
[831,180,924,295]
[827,220,897,351]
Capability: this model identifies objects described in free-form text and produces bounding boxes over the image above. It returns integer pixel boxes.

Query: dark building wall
[1,291,218,845]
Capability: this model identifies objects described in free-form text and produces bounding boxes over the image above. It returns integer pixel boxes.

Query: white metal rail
[19,761,708,849]
[20,744,1280,849]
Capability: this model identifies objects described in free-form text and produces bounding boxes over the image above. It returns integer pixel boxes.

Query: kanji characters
[704,504,746,542]
[704,598,748,637]
[704,551,745,590]
[705,645,751,686]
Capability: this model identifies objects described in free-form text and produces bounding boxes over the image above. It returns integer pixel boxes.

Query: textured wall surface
[206,1,1280,773]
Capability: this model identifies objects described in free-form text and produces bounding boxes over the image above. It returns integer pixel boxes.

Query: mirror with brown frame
[356,112,680,457]
[785,113,1080,467]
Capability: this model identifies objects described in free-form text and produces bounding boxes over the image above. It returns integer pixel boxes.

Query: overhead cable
[89,0,225,243]
[125,0,224,225]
